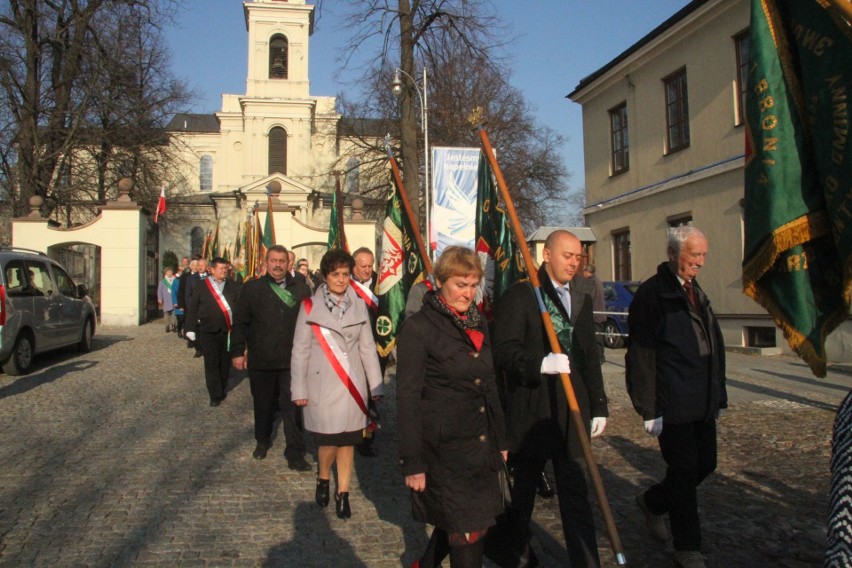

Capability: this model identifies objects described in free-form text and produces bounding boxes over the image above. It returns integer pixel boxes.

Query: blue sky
[163,1,688,196]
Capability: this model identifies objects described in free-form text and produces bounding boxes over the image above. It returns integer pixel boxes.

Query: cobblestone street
[0,323,847,567]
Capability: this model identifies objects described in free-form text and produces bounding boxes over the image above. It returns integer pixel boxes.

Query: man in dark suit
[626,226,726,568]
[350,247,383,457]
[492,229,608,568]
[230,245,312,470]
[185,257,239,407]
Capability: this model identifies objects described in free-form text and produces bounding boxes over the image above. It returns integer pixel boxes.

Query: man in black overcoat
[626,226,726,568]
[229,245,311,470]
[185,257,239,407]
[492,229,608,568]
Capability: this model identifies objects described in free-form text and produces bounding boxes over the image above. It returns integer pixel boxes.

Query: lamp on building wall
[390,66,431,257]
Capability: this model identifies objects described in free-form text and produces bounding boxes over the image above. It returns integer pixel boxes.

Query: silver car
[0,248,97,375]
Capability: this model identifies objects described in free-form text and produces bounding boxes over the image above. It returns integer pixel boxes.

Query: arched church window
[269,35,288,79]
[199,155,213,190]
[268,127,287,175]
[190,226,204,256]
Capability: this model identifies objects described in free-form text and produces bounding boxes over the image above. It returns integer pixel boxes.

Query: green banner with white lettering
[743,0,851,377]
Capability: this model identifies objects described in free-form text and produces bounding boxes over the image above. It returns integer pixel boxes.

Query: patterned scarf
[321,283,351,321]
[428,292,485,352]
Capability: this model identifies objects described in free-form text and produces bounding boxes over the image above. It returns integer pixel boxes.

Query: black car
[601,281,640,349]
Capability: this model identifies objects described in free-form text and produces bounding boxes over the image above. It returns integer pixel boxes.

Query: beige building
[568,0,850,361]
[159,0,380,269]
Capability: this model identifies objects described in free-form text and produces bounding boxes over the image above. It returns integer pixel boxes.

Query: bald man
[492,229,608,568]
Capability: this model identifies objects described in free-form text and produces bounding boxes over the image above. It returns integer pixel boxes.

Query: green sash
[161,278,174,292]
[542,290,573,356]
[268,280,297,308]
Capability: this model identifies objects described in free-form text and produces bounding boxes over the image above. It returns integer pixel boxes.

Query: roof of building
[527,226,597,243]
[337,117,399,138]
[166,113,221,133]
[567,0,709,99]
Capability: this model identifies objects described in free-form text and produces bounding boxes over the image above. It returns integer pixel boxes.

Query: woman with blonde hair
[397,246,508,567]
[291,249,384,519]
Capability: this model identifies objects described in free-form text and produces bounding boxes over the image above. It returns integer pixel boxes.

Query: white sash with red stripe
[205,278,233,330]
[350,278,379,313]
[304,298,375,430]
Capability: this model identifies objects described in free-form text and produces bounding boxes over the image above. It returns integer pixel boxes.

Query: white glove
[644,417,663,437]
[185,331,196,341]
[590,417,607,438]
[540,353,571,375]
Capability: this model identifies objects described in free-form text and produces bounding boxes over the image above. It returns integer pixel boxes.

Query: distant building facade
[568,0,850,360]
[159,0,382,268]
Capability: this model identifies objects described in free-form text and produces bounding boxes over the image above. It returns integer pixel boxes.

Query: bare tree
[334,28,569,229]
[336,0,504,221]
[0,0,189,224]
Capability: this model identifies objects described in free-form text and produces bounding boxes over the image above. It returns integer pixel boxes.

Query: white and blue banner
[431,147,479,258]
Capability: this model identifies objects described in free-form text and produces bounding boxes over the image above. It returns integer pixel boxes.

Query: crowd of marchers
[155,226,724,568]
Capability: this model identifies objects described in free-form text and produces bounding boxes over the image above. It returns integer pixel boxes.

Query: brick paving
[0,323,846,567]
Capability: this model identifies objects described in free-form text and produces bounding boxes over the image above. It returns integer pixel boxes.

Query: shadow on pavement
[263,502,362,567]
[0,359,98,400]
[726,378,838,411]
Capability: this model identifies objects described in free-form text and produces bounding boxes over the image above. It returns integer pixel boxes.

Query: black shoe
[335,491,351,519]
[165,327,170,333]
[209,399,221,407]
[177,330,184,338]
[187,340,194,349]
[253,440,269,460]
[315,478,330,507]
[194,351,202,358]
[536,471,555,499]
[287,456,312,472]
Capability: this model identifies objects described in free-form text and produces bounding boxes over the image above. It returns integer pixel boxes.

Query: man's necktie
[557,286,571,319]
[683,279,697,309]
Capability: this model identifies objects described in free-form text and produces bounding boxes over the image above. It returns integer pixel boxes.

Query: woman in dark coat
[397,246,508,568]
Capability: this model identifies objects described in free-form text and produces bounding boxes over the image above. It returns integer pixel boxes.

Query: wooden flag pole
[334,172,349,252]
[386,143,433,274]
[478,126,627,566]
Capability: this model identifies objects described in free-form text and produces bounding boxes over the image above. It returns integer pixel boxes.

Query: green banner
[475,153,526,320]
[743,0,851,377]
[375,175,426,357]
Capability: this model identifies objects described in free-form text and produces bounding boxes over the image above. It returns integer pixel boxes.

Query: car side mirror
[76,283,88,298]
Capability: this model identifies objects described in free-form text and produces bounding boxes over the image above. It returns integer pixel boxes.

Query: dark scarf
[427,291,485,352]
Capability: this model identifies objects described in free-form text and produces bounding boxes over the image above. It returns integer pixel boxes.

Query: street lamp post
[391,66,430,258]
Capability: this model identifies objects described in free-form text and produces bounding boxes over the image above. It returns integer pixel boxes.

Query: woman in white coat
[291,249,384,519]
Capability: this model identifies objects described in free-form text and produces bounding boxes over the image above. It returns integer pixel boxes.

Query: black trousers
[199,330,230,402]
[249,368,306,460]
[509,450,600,568]
[175,314,185,334]
[644,419,717,552]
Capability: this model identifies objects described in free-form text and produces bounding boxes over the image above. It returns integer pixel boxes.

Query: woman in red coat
[397,246,508,568]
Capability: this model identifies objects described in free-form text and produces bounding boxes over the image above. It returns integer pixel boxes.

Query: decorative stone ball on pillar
[28,195,44,218]
[116,177,134,202]
[351,197,365,220]
[266,180,282,196]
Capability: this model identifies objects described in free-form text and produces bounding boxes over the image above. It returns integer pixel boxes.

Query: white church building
[159,0,379,268]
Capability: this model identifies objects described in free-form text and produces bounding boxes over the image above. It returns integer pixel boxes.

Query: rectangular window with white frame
[612,229,631,281]
[663,68,690,153]
[734,29,750,126]
[609,102,629,175]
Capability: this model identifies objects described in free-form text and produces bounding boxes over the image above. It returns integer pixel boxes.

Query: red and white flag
[154,187,167,223]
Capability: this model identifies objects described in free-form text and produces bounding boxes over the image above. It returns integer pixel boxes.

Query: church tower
[243,0,314,100]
